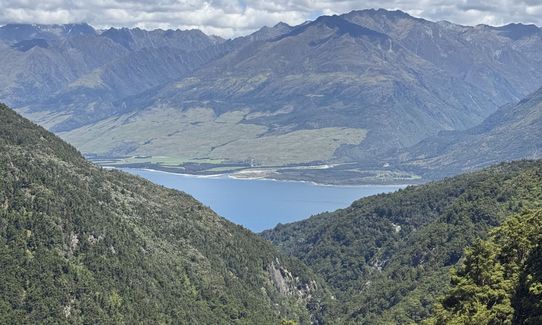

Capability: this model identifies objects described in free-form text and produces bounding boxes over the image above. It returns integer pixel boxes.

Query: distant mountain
[262,160,542,323]
[100,27,224,51]
[137,13,498,160]
[41,45,226,132]
[0,103,331,323]
[391,85,542,178]
[344,10,542,104]
[0,23,96,43]
[3,10,542,182]
[0,23,223,108]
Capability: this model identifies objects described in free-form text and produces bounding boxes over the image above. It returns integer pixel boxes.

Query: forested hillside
[263,160,542,323]
[426,209,542,324]
[0,103,332,324]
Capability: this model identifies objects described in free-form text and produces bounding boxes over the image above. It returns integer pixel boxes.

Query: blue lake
[123,168,406,232]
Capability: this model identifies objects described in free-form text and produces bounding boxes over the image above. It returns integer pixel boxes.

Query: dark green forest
[263,160,542,323]
[0,103,331,324]
[425,209,542,324]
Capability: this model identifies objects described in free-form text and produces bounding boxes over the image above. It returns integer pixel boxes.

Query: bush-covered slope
[425,209,542,324]
[262,160,542,323]
[0,103,331,324]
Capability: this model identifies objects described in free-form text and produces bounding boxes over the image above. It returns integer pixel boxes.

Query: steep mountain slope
[40,45,226,132]
[35,27,227,131]
[0,103,332,324]
[0,31,129,107]
[262,160,542,323]
[425,209,542,324]
[0,23,223,111]
[344,9,542,104]
[392,85,542,178]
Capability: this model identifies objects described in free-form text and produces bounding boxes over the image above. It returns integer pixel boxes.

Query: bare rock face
[267,258,327,324]
[269,258,317,299]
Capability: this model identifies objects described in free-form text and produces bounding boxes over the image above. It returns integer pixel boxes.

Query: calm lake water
[123,168,406,232]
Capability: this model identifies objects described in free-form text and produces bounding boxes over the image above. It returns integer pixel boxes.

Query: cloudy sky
[1,0,541,38]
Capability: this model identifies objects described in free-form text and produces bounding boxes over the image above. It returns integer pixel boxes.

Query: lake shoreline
[100,162,422,187]
[107,165,416,188]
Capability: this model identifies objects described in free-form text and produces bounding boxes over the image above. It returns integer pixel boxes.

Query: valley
[1,5,542,324]
[2,102,540,323]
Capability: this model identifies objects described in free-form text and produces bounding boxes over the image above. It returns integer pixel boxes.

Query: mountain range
[1,9,542,183]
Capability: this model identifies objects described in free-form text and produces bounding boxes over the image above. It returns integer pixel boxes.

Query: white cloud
[0,0,541,38]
